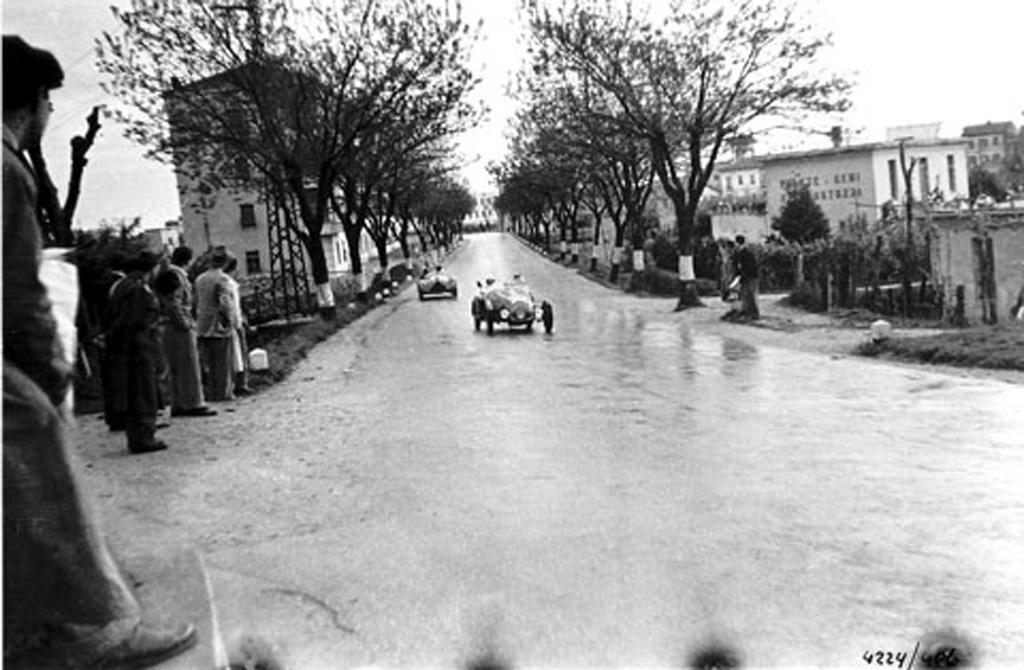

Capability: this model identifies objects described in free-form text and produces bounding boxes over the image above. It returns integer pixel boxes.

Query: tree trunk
[27,145,68,246]
[609,223,625,284]
[343,224,367,301]
[298,226,333,318]
[570,216,580,264]
[375,234,389,276]
[558,215,567,261]
[64,106,102,231]
[673,203,703,311]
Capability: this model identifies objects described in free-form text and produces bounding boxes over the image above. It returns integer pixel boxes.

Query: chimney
[829,126,843,148]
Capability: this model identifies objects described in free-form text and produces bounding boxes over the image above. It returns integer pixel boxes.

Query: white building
[710,157,766,203]
[761,138,971,228]
[176,178,383,282]
[141,219,183,254]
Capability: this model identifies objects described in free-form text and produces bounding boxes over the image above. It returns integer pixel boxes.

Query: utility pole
[213,0,262,62]
[898,138,917,317]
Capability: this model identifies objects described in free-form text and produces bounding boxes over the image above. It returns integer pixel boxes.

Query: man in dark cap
[3,35,197,667]
[194,246,239,400]
[105,249,173,453]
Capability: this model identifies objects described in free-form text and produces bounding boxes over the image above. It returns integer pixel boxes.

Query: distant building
[470,192,497,227]
[961,121,1017,170]
[885,123,942,142]
[141,219,183,254]
[710,156,766,204]
[761,138,971,228]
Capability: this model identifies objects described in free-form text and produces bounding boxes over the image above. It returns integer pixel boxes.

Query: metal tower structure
[265,180,313,319]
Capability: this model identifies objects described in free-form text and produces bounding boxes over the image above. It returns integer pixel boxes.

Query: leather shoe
[171,406,218,417]
[91,621,198,669]
[128,440,168,455]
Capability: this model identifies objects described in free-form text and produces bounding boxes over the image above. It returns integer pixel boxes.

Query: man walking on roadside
[734,235,760,320]
[195,246,238,400]
[160,246,217,417]
[3,34,196,667]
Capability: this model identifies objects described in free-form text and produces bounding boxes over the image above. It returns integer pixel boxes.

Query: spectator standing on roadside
[223,254,252,396]
[195,246,238,400]
[719,238,737,301]
[100,255,128,431]
[3,34,196,667]
[105,250,171,454]
[734,235,760,320]
[159,246,217,417]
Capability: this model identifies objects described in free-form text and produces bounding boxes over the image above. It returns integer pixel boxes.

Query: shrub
[782,281,825,312]
[755,241,801,292]
[772,183,829,243]
[629,267,680,296]
[650,234,679,272]
[693,236,720,280]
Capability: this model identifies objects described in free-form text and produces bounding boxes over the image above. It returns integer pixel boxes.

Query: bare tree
[97,0,480,311]
[528,0,851,308]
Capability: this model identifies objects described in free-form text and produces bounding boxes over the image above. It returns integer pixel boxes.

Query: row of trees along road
[96,0,482,312]
[497,0,851,309]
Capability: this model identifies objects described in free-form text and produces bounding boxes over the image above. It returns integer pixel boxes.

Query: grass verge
[854,326,1024,371]
[245,301,373,392]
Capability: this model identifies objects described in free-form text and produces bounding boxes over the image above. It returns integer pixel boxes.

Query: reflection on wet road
[262,233,1024,666]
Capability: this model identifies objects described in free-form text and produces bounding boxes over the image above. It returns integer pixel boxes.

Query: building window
[993,135,1000,146]
[888,159,898,199]
[725,176,733,190]
[979,138,989,149]
[240,203,256,228]
[947,154,956,192]
[245,250,261,274]
[233,155,251,182]
[993,153,1002,163]
[967,140,974,150]
[737,175,744,186]
[968,156,977,168]
[918,157,929,200]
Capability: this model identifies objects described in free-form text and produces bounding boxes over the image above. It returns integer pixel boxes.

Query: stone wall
[928,211,1024,324]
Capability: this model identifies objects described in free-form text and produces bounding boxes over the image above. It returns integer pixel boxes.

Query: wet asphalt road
[88,232,1024,668]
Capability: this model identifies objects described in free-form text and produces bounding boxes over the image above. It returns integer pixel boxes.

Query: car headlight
[500,308,510,319]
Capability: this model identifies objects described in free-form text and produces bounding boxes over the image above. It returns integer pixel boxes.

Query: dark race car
[417,266,458,300]
[471,277,554,335]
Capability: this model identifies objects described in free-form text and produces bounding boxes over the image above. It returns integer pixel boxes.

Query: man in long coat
[194,247,238,401]
[2,35,196,667]
[105,251,171,454]
[160,246,217,417]
[734,234,761,320]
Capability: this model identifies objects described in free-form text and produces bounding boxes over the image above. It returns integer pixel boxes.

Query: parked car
[471,276,554,335]
[417,266,457,300]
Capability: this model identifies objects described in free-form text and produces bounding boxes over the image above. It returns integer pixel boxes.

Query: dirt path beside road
[681,290,1024,385]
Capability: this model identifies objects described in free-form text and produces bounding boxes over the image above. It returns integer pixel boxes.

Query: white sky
[4,0,1022,229]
